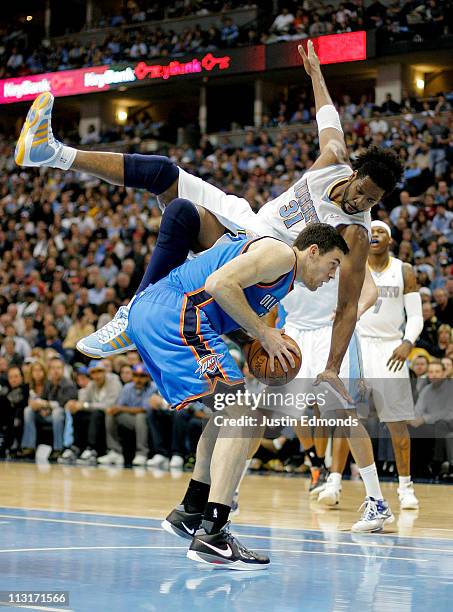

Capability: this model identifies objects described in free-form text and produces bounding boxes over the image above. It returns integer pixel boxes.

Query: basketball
[245,334,302,386]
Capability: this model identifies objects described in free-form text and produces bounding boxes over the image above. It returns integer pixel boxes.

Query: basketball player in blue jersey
[127,223,349,569]
[16,41,403,403]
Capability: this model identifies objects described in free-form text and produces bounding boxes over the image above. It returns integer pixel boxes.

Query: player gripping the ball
[126,223,348,569]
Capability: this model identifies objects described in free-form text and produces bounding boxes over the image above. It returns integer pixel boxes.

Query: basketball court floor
[1,462,453,611]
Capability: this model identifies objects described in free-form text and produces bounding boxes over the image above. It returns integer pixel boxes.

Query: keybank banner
[0,51,242,103]
[0,33,366,104]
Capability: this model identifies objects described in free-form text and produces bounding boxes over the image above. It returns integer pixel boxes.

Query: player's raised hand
[298,40,320,77]
[386,341,412,372]
[314,368,354,404]
[259,327,296,373]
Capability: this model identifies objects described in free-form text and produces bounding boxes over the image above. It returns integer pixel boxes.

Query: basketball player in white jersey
[317,220,423,511]
[279,234,397,531]
[15,41,403,403]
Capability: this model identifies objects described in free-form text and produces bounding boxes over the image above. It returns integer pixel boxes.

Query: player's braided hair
[353,146,403,195]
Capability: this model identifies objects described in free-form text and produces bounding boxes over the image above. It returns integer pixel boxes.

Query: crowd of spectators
[1,0,451,78]
[0,83,452,477]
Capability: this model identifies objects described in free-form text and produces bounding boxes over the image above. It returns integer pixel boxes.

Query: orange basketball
[244,334,302,386]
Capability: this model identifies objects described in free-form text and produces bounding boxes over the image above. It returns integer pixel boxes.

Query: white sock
[329,472,342,489]
[398,475,412,487]
[50,145,77,170]
[359,463,383,500]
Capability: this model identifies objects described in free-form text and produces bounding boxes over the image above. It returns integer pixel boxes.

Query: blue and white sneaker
[351,496,394,533]
[15,92,64,167]
[76,305,136,358]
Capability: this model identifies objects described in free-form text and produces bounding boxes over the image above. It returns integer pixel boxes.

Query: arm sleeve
[403,292,423,344]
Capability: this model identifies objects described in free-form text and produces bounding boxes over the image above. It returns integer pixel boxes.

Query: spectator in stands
[412,359,452,478]
[220,17,239,47]
[417,301,440,356]
[270,7,295,37]
[369,109,389,135]
[36,323,65,358]
[119,364,133,384]
[61,360,122,464]
[380,92,400,115]
[20,357,77,462]
[433,288,453,324]
[145,393,174,469]
[63,308,96,362]
[436,324,452,358]
[390,190,419,225]
[432,203,453,235]
[0,366,29,457]
[411,354,431,400]
[1,323,31,361]
[442,356,453,378]
[98,363,154,466]
[170,402,211,470]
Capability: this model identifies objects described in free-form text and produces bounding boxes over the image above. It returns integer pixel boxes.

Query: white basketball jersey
[357,257,405,340]
[273,165,371,331]
[254,164,371,244]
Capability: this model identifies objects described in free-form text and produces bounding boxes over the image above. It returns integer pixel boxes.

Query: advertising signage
[0,33,366,104]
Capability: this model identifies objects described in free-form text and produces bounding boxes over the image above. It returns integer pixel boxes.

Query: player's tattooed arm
[205,239,296,371]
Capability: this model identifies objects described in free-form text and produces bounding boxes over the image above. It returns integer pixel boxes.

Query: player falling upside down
[16,41,402,531]
[15,40,402,402]
[127,223,349,569]
[319,221,423,511]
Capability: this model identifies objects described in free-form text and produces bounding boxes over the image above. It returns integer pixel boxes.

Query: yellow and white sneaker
[15,92,73,168]
[76,305,136,358]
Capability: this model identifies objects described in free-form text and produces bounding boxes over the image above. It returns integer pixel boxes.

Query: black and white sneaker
[161,505,203,540]
[187,522,270,570]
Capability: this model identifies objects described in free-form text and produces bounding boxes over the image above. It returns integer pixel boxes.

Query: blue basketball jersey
[164,234,297,335]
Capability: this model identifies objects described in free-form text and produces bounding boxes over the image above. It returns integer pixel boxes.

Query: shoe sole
[187,549,269,570]
[76,339,137,359]
[15,92,54,166]
[351,513,395,533]
[161,519,195,541]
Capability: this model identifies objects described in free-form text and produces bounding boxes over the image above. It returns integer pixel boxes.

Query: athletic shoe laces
[96,306,129,343]
[357,498,379,521]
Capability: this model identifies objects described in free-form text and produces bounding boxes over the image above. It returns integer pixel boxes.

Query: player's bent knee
[123,153,179,194]
[159,198,201,243]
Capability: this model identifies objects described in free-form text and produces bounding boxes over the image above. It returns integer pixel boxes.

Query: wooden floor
[2,461,453,539]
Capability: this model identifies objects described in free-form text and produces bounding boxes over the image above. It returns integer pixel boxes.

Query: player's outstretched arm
[298,41,349,169]
[315,225,369,401]
[205,239,296,371]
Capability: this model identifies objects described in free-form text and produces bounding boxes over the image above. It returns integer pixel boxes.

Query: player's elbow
[205,273,235,298]
[205,273,222,297]
[326,140,348,163]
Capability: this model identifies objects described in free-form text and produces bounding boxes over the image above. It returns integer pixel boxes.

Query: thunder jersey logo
[195,353,223,378]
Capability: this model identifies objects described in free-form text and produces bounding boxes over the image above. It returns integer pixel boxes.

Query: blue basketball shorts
[127,281,244,410]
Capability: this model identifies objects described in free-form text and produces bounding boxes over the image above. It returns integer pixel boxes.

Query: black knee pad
[158,198,200,249]
[123,154,179,194]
